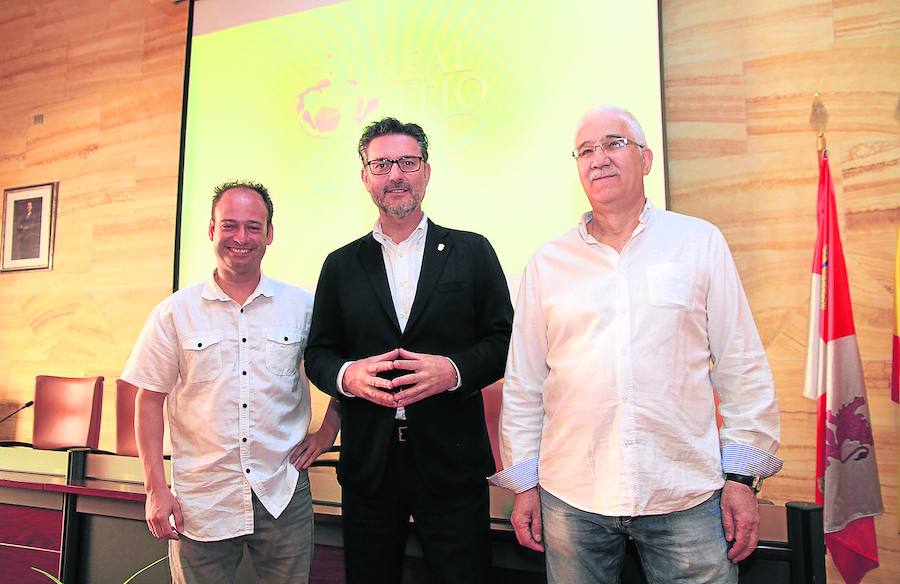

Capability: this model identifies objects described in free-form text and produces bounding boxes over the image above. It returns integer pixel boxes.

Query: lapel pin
[437,243,445,252]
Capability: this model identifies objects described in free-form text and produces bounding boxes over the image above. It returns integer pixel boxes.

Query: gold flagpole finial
[810,92,829,154]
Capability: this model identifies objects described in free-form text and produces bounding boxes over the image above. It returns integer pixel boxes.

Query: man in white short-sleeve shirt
[491,106,782,584]
[122,181,340,584]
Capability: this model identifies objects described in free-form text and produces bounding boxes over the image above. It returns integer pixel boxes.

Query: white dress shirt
[491,201,782,517]
[373,213,428,334]
[121,273,313,541]
[336,213,460,419]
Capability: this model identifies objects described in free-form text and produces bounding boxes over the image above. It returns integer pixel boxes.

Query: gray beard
[378,196,420,219]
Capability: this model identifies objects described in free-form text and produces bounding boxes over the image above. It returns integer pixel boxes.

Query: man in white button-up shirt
[122,181,341,584]
[491,106,782,583]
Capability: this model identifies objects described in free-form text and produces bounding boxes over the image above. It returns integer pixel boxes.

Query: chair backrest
[115,379,172,457]
[32,375,104,450]
[482,381,503,471]
[115,379,139,457]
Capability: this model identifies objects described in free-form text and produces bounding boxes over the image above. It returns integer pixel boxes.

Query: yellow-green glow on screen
[180,0,666,292]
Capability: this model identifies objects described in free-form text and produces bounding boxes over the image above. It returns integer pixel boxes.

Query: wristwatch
[724,473,762,494]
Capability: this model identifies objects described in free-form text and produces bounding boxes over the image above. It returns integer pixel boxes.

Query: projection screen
[177,0,667,294]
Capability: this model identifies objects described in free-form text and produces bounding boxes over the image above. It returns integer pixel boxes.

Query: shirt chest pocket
[265,327,304,376]
[646,263,696,311]
[181,331,223,383]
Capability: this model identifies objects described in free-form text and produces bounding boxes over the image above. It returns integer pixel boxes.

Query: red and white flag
[891,227,899,403]
[803,152,883,584]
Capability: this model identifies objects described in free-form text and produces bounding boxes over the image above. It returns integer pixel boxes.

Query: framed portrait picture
[1,182,58,272]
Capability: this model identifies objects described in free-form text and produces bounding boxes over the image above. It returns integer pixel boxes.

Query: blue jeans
[541,489,737,584]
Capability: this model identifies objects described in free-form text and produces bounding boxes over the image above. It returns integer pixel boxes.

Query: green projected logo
[296,59,379,138]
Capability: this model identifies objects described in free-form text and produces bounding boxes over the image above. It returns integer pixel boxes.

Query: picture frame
[1,182,58,272]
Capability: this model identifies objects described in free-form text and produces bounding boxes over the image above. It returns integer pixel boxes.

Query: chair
[32,375,104,450]
[481,380,503,471]
[116,379,172,457]
[115,379,139,457]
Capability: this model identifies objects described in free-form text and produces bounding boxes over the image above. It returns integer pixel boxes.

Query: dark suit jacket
[13,212,40,260]
[305,220,513,496]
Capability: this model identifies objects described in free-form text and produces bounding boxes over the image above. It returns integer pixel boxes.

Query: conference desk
[0,447,824,584]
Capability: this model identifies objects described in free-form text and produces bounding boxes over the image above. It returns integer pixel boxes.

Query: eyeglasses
[365,156,424,175]
[572,137,644,160]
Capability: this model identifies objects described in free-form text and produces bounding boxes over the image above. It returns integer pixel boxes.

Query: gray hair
[575,105,647,146]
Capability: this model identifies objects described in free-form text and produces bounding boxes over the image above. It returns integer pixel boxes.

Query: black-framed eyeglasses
[365,156,424,175]
[572,137,644,160]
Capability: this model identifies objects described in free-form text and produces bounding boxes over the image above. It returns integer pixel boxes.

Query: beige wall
[0,1,896,581]
[663,1,899,581]
[0,1,187,445]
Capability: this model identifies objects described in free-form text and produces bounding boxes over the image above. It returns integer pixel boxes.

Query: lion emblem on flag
[824,396,874,467]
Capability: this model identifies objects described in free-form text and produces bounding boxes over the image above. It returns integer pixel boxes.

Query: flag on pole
[892,227,899,403]
[803,151,884,584]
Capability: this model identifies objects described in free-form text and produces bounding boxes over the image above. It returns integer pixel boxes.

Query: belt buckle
[397,425,408,442]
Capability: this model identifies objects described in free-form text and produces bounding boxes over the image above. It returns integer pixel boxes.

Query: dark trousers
[341,423,491,584]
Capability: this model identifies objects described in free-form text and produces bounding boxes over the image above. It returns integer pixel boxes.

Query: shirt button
[284,336,288,341]
[242,437,247,443]
[240,308,244,313]
[242,403,247,408]
[242,338,247,343]
[246,468,250,474]
[242,370,247,375]
[197,342,203,348]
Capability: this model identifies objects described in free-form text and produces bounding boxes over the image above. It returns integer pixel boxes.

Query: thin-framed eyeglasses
[365,156,424,175]
[572,137,644,160]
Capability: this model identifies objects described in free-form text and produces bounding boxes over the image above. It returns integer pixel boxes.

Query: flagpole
[809,92,828,506]
[810,91,828,159]
[804,91,884,584]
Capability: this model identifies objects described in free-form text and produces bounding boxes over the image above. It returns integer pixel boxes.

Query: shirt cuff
[336,361,355,397]
[487,457,539,493]
[721,443,783,478]
[445,357,461,391]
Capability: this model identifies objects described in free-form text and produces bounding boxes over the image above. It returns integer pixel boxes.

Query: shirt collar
[577,198,655,243]
[372,212,429,247]
[201,270,274,302]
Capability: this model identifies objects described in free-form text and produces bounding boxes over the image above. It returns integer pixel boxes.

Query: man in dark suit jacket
[305,117,513,584]
[12,199,41,260]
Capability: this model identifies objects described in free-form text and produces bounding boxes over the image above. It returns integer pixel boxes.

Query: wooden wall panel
[663,1,899,581]
[663,59,748,160]
[0,0,186,450]
[0,4,35,62]
[833,0,900,38]
[664,1,834,66]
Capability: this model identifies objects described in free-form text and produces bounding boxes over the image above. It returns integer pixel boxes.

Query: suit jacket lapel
[405,220,451,333]
[357,234,402,333]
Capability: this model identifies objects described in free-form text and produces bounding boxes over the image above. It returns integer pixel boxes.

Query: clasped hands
[341,348,457,408]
